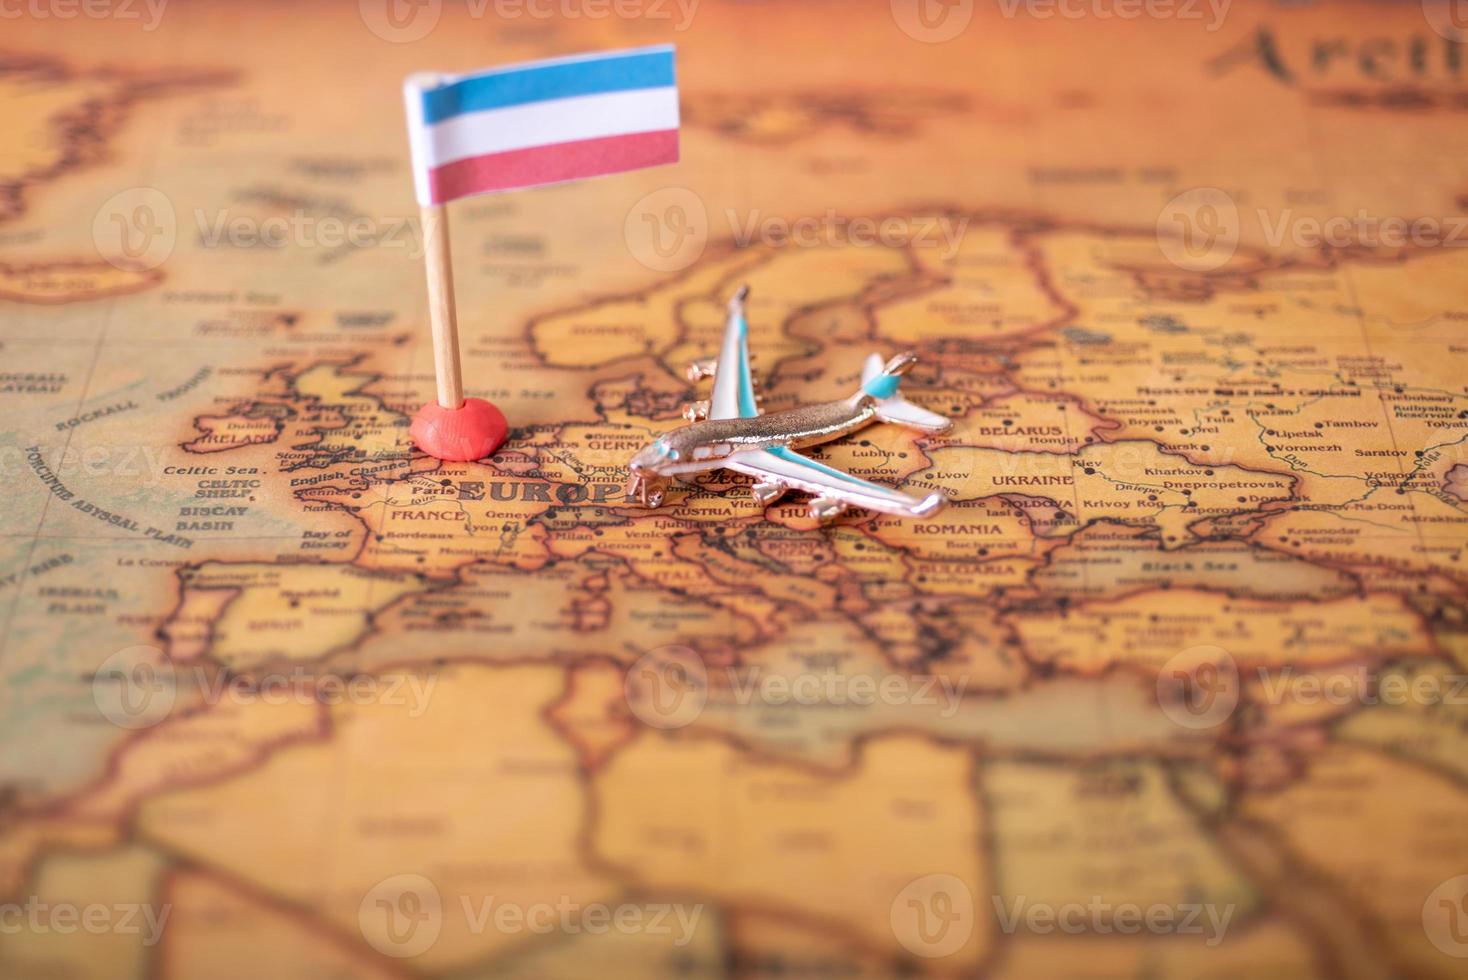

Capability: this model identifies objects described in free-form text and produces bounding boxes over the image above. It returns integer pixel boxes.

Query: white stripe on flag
[405,71,441,207]
[420,87,679,171]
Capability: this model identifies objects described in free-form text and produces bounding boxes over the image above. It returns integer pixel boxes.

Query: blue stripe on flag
[420,46,675,125]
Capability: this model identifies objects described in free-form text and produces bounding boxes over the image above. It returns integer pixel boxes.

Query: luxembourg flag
[404,45,679,206]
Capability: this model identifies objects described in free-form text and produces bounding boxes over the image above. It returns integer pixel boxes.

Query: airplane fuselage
[633,395,877,477]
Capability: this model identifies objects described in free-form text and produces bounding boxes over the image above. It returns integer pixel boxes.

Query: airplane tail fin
[911,492,946,518]
[729,284,750,311]
[858,352,951,434]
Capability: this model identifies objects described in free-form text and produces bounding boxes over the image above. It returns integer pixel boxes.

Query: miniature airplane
[626,286,952,521]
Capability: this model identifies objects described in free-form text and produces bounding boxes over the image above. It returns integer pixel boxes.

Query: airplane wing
[707,287,759,420]
[724,446,944,517]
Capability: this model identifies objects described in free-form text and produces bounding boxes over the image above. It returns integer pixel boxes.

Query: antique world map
[3,1,1468,977]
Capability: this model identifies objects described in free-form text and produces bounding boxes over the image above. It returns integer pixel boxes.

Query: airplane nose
[629,445,657,472]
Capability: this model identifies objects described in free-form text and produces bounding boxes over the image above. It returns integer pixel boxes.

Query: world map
[3,1,1468,977]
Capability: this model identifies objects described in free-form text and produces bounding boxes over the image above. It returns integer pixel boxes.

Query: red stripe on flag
[428,130,679,203]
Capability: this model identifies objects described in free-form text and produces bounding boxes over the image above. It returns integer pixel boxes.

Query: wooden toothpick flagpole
[420,204,463,410]
[407,196,506,460]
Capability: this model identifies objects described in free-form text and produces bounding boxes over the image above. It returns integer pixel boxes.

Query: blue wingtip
[862,374,901,399]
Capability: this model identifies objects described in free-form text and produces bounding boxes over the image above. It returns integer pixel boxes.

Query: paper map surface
[2,1,1468,976]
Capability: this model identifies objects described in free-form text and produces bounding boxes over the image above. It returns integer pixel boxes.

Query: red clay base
[410,398,508,461]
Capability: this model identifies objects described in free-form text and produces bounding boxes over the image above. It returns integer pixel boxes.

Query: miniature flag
[404,45,679,206]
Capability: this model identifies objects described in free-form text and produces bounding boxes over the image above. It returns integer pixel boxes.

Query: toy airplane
[626,286,952,521]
